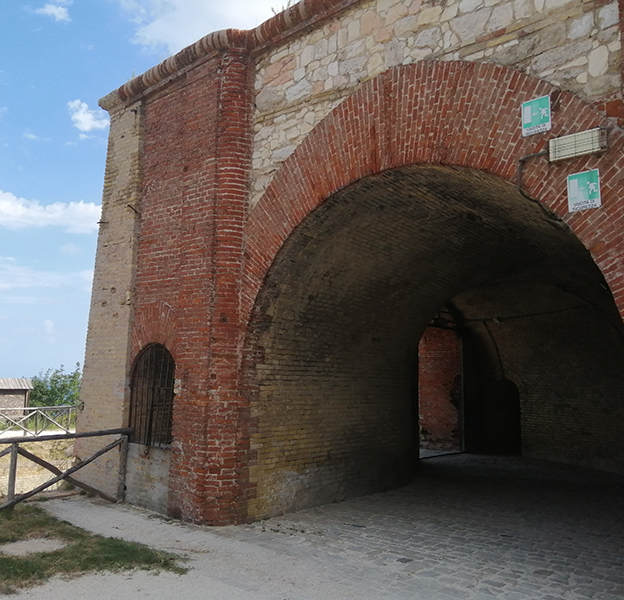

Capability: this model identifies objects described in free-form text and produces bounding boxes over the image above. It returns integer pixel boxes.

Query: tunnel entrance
[246,164,624,519]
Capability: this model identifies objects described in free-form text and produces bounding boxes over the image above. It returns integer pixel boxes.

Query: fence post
[117,435,129,503]
[7,443,18,502]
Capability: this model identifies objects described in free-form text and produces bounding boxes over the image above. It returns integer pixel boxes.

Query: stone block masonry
[252,0,622,207]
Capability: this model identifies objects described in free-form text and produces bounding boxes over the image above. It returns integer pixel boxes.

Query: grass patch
[0,504,186,594]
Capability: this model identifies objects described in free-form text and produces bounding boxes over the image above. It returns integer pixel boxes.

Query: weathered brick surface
[418,327,461,450]
[116,49,255,524]
[81,1,624,523]
[75,99,143,497]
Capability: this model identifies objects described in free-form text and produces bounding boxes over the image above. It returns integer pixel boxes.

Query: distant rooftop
[0,378,33,390]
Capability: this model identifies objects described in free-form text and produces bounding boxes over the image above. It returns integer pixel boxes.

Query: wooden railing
[0,405,78,437]
[0,428,132,510]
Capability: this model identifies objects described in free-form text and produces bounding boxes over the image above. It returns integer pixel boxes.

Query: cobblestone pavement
[8,453,624,599]
[230,453,624,600]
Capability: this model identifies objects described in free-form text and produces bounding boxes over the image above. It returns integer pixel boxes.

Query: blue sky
[1,0,278,378]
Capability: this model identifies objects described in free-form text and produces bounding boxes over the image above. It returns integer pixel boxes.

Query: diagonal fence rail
[0,405,78,437]
[0,428,132,510]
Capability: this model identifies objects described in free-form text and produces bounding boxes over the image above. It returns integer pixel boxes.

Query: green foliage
[0,505,186,594]
[29,364,82,407]
[271,0,294,15]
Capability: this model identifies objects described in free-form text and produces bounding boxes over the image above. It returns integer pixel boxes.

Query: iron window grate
[129,344,175,448]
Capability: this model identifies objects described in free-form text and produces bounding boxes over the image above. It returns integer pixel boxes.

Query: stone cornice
[99,0,363,112]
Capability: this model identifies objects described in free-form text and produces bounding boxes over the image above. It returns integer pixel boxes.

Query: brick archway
[245,60,624,318]
[238,60,624,520]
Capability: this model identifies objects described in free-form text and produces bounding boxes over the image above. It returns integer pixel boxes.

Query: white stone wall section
[251,0,621,209]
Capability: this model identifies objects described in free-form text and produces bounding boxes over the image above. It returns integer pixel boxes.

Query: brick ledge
[99,0,363,111]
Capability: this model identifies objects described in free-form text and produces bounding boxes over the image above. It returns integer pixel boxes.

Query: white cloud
[35,3,72,22]
[61,243,82,256]
[0,295,39,305]
[44,320,55,335]
[67,100,109,133]
[79,270,94,292]
[23,131,42,141]
[0,190,101,234]
[114,0,278,55]
[0,257,91,293]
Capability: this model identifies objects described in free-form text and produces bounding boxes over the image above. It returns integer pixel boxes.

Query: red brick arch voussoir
[130,300,180,365]
[244,59,624,321]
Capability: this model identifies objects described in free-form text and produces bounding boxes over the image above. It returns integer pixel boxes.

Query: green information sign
[567,169,601,212]
[521,95,551,137]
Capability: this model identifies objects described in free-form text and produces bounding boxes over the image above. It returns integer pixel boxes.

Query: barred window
[129,344,175,447]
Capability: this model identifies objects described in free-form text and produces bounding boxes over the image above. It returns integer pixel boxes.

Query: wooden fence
[0,428,132,510]
[0,405,78,437]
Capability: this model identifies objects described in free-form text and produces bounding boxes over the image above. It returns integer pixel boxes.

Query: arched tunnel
[245,164,624,519]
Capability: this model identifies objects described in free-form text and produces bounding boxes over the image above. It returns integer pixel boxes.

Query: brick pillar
[154,48,255,525]
[202,48,255,525]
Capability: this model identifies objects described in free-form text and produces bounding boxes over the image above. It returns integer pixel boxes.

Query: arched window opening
[129,344,175,447]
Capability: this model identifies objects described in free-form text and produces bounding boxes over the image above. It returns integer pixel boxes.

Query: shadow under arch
[243,163,624,520]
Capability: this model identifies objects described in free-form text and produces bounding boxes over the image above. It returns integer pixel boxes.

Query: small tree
[30,363,82,407]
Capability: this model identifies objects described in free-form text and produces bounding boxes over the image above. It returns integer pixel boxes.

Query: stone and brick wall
[78,0,624,523]
[252,0,622,207]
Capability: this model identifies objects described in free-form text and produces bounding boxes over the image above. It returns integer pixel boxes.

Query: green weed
[0,504,186,594]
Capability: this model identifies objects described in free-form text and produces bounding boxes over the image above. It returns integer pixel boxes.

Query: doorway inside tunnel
[246,164,624,520]
[418,305,523,458]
